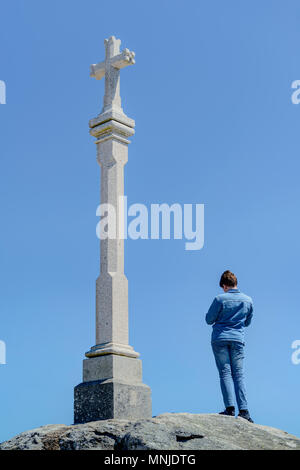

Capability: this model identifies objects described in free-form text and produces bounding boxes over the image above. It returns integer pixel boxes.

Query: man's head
[219,270,238,292]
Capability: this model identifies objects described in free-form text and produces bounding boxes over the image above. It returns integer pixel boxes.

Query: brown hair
[219,270,237,288]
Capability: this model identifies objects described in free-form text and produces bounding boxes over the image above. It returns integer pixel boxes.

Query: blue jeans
[212,340,248,410]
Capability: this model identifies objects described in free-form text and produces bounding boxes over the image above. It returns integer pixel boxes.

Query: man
[205,270,253,422]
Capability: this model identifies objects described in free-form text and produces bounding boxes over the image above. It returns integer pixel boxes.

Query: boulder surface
[1,413,299,450]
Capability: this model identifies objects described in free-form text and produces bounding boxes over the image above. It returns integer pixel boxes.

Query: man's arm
[245,302,253,327]
[205,297,222,325]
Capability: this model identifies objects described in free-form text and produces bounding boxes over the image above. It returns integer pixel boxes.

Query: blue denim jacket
[205,289,253,343]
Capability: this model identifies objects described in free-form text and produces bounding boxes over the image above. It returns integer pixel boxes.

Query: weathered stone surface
[74,379,152,424]
[1,413,300,451]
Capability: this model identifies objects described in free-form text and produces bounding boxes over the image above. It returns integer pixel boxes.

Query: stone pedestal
[74,356,151,424]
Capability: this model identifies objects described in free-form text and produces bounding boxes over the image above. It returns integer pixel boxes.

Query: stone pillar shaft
[99,152,125,274]
[85,114,138,358]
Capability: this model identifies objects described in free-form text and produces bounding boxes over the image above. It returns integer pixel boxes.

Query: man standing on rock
[205,270,254,422]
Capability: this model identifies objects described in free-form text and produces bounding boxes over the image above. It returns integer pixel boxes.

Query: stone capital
[90,110,135,168]
[89,109,135,134]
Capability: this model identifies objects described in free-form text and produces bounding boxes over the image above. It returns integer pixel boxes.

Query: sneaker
[219,406,235,416]
[238,409,254,423]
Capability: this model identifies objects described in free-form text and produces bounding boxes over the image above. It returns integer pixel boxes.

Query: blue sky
[0,0,300,442]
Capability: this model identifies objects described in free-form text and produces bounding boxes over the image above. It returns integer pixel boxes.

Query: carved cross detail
[90,36,135,113]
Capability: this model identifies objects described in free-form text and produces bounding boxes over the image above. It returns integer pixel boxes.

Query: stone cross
[74,36,152,424]
[90,36,135,114]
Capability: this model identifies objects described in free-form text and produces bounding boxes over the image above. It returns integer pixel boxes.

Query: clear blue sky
[0,0,300,442]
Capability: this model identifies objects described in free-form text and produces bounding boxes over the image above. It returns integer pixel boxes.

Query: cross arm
[90,48,135,81]
[110,48,135,70]
[90,61,105,80]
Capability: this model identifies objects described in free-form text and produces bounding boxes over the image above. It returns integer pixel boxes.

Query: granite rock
[1,413,300,451]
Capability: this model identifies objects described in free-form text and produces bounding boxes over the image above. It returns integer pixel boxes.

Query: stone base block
[83,355,142,383]
[74,379,152,424]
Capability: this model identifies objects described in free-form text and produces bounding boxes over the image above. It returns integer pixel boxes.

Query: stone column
[74,37,152,424]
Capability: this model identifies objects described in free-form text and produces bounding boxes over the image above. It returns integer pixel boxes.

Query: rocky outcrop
[1,413,299,450]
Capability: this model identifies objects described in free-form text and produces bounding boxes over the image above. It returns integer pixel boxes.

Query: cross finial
[90,36,135,114]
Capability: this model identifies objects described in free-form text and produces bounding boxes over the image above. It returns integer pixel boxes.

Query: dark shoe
[238,409,254,423]
[219,406,235,416]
